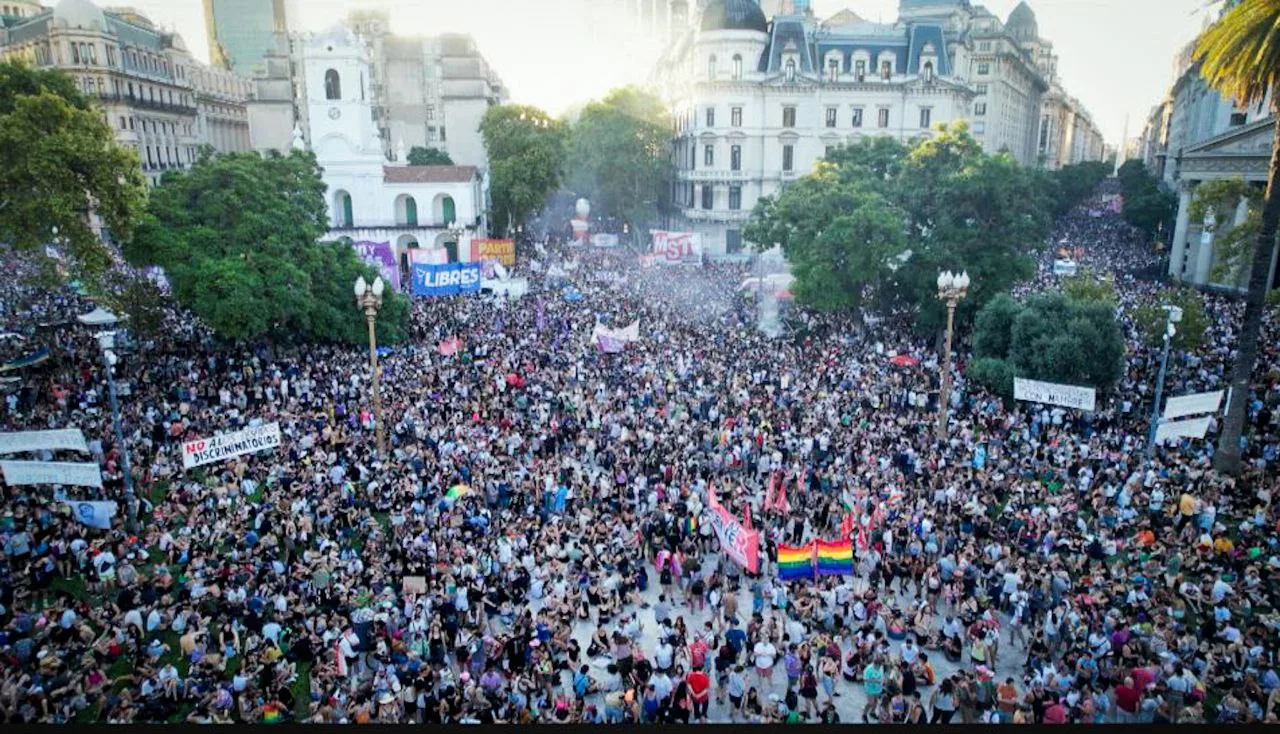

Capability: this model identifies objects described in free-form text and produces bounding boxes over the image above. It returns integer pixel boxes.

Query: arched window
[732,54,743,80]
[324,68,341,100]
[441,196,456,225]
[785,58,796,82]
[923,61,934,82]
[397,194,418,226]
[334,190,352,227]
[708,55,717,79]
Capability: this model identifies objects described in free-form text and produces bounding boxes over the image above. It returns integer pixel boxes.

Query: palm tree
[1193,0,1280,474]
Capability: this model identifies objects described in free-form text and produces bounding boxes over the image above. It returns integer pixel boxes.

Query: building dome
[53,0,107,29]
[701,0,768,33]
[1006,1,1038,41]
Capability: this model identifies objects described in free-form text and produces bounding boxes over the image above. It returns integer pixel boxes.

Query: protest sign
[412,263,482,297]
[1014,377,1096,412]
[706,484,760,573]
[469,239,516,267]
[590,233,619,248]
[65,500,116,529]
[182,422,282,470]
[351,241,400,290]
[1,460,103,487]
[408,247,449,266]
[1155,416,1212,444]
[1162,390,1224,420]
[0,429,88,455]
[651,231,702,265]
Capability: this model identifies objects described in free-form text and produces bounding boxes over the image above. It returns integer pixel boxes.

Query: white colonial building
[298,25,487,269]
[655,0,1104,256]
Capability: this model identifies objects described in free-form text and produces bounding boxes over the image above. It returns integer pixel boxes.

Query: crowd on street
[0,184,1278,724]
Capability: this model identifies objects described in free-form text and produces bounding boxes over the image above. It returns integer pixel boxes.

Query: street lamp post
[354,276,387,457]
[1145,304,1183,458]
[935,270,971,440]
[96,330,137,532]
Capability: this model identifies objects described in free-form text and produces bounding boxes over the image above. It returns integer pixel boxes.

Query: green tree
[1050,161,1112,216]
[1132,287,1210,352]
[0,61,145,279]
[1115,159,1176,237]
[124,150,408,344]
[971,293,1022,359]
[746,123,1054,331]
[1061,268,1119,305]
[743,163,905,313]
[479,105,568,236]
[970,292,1125,394]
[1188,178,1264,287]
[889,130,1051,329]
[825,136,909,182]
[1193,0,1280,473]
[406,146,453,166]
[567,86,671,237]
[89,270,168,336]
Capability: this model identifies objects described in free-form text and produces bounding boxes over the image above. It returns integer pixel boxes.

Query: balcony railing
[678,169,749,182]
[682,209,751,222]
[96,93,198,116]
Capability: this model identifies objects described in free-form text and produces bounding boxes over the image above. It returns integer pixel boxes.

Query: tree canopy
[747,123,1054,329]
[406,146,453,166]
[566,86,671,235]
[1116,159,1176,238]
[1132,287,1210,352]
[0,61,145,279]
[1049,161,1113,217]
[1188,177,1267,287]
[124,150,408,344]
[969,292,1125,401]
[479,105,568,236]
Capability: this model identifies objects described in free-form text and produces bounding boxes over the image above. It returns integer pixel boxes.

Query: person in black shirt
[821,701,841,723]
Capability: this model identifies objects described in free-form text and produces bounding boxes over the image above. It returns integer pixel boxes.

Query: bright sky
[116,0,1219,146]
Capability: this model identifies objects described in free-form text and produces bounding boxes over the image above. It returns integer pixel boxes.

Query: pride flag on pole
[777,542,815,581]
[815,539,853,576]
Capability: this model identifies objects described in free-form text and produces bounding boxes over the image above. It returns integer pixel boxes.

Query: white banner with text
[182,422,282,470]
[1013,377,1097,412]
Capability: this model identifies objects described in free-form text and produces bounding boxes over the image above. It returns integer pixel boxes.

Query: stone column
[1193,208,1217,284]
[1168,183,1193,279]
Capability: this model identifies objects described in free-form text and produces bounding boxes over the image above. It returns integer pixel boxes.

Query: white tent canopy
[76,307,120,326]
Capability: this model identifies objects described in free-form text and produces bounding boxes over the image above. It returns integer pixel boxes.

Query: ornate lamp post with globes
[354,275,387,457]
[935,270,971,439]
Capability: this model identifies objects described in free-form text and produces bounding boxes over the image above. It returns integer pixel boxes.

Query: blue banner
[411,263,482,298]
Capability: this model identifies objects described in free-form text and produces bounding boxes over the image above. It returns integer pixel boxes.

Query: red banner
[707,483,760,574]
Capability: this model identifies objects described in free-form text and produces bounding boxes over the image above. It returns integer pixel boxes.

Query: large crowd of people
[0,184,1278,724]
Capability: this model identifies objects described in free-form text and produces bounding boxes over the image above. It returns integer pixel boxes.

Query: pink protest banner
[706,483,760,573]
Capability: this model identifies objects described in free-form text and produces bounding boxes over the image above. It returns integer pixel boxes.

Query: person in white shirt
[654,637,675,672]
[753,639,777,685]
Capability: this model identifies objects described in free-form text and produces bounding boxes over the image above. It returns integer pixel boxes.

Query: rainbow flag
[446,484,471,500]
[776,542,815,581]
[816,539,853,576]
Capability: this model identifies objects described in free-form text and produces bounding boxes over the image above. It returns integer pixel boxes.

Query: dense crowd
[0,186,1278,724]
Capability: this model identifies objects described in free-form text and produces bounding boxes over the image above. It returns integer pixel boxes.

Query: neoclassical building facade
[655,0,1104,256]
[0,0,252,185]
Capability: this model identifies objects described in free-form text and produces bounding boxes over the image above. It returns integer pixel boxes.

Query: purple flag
[351,241,400,290]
